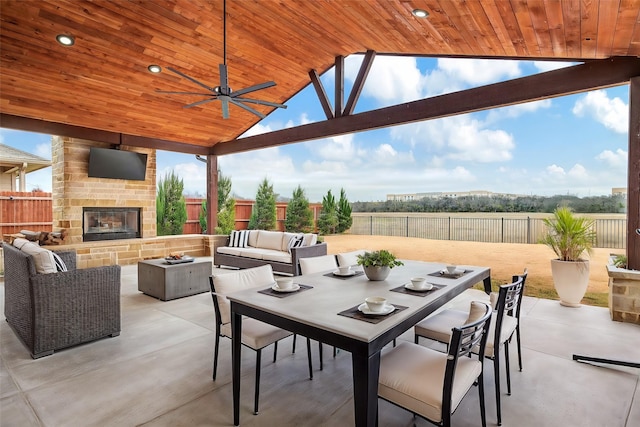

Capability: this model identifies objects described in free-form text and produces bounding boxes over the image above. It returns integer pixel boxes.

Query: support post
[628,77,640,270]
[206,155,218,235]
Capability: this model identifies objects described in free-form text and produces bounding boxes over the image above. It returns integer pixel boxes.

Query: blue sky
[1,56,629,202]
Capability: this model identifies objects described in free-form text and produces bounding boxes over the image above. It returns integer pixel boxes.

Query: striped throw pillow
[52,252,68,272]
[287,234,304,253]
[229,230,249,248]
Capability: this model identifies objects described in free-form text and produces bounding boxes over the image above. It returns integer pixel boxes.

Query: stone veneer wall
[607,260,640,324]
[51,136,156,244]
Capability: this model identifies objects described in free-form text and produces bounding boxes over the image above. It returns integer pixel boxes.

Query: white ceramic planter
[550,259,590,307]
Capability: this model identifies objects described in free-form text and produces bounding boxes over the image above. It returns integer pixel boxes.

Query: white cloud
[572,90,628,133]
[390,115,515,163]
[355,56,423,104]
[36,142,51,159]
[485,99,552,123]
[437,58,521,86]
[596,149,627,168]
[532,61,577,72]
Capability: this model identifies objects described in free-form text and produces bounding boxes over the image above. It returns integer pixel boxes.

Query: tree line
[156,172,353,236]
[350,194,626,214]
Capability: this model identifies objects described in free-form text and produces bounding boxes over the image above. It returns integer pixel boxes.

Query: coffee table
[137,257,212,301]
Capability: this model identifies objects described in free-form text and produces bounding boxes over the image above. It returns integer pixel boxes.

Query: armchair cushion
[12,238,56,274]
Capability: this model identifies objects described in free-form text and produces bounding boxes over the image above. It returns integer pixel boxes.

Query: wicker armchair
[2,243,121,358]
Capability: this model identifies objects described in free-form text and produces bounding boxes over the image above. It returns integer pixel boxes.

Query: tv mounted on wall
[88,147,148,181]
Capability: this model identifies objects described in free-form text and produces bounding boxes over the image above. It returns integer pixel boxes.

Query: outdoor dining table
[228,260,491,426]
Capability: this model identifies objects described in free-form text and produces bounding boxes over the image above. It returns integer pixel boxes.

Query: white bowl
[364,296,387,313]
[275,277,294,290]
[446,265,457,274]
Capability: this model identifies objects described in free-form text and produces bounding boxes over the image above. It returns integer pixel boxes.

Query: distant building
[386,190,524,201]
[612,187,627,197]
[0,143,51,191]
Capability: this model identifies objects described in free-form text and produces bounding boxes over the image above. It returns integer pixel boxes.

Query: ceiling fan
[156,0,286,119]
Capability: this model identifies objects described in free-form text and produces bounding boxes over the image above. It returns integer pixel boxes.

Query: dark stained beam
[309,69,334,119]
[0,114,210,155]
[206,155,218,235]
[212,57,640,156]
[628,76,640,270]
[335,55,344,118]
[343,50,376,116]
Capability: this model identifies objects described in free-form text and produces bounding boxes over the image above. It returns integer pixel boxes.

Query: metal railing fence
[350,215,627,249]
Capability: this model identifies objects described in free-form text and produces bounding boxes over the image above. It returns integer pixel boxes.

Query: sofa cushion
[239,248,268,260]
[261,250,292,264]
[256,230,284,251]
[247,230,259,247]
[217,246,243,256]
[302,233,318,246]
[12,237,57,274]
[229,230,249,248]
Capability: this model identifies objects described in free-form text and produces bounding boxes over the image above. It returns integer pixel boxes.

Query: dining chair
[414,275,526,426]
[209,264,314,415]
[299,254,338,274]
[378,301,492,427]
[336,249,368,267]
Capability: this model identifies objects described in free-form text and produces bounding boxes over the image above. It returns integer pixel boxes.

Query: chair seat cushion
[221,318,292,349]
[415,309,518,354]
[379,341,482,422]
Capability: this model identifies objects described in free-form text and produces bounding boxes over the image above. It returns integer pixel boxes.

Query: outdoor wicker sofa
[2,242,121,358]
[214,230,328,276]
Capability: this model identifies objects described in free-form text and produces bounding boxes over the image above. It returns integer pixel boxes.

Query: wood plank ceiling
[1,0,639,155]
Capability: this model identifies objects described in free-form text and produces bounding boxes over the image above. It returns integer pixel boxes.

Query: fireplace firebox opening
[83,207,141,241]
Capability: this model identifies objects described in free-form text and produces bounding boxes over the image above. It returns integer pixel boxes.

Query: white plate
[271,283,301,293]
[333,269,356,277]
[357,302,395,316]
[442,268,465,275]
[405,282,434,292]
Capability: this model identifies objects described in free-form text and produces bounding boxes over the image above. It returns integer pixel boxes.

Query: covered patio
[2,261,639,426]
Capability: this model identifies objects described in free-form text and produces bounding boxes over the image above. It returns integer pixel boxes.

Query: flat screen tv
[88,147,147,181]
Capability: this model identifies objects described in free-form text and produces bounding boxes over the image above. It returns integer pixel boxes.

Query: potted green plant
[357,250,404,281]
[540,207,595,307]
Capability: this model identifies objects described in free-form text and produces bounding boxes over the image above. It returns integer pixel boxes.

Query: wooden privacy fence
[184,198,322,234]
[0,191,53,237]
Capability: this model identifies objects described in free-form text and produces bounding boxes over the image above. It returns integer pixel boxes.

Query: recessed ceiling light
[412,9,429,18]
[147,65,162,73]
[56,34,75,46]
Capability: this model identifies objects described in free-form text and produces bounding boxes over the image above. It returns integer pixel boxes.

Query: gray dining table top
[227,260,490,343]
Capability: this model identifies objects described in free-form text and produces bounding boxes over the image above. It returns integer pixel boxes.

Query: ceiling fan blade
[167,67,216,93]
[234,97,287,109]
[219,95,230,119]
[156,90,213,96]
[183,98,218,109]
[231,81,276,97]
[229,98,266,119]
[219,64,229,94]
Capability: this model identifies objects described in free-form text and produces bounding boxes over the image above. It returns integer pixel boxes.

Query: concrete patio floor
[1,264,639,426]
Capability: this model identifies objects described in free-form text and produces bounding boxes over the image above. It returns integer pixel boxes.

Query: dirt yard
[323,234,615,299]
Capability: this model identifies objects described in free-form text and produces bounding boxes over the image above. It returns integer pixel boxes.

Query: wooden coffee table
[137,257,212,301]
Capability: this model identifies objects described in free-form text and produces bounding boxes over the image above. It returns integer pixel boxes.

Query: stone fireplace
[51,136,157,244]
[83,207,141,241]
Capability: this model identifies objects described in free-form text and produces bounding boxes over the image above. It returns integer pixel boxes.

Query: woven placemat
[337,303,408,324]
[323,271,365,280]
[389,283,445,297]
[257,284,313,298]
[427,269,470,279]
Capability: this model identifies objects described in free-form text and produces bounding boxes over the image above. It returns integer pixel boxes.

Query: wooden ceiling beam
[212,57,640,156]
[309,69,334,119]
[343,50,376,116]
[334,55,344,118]
[0,114,210,155]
